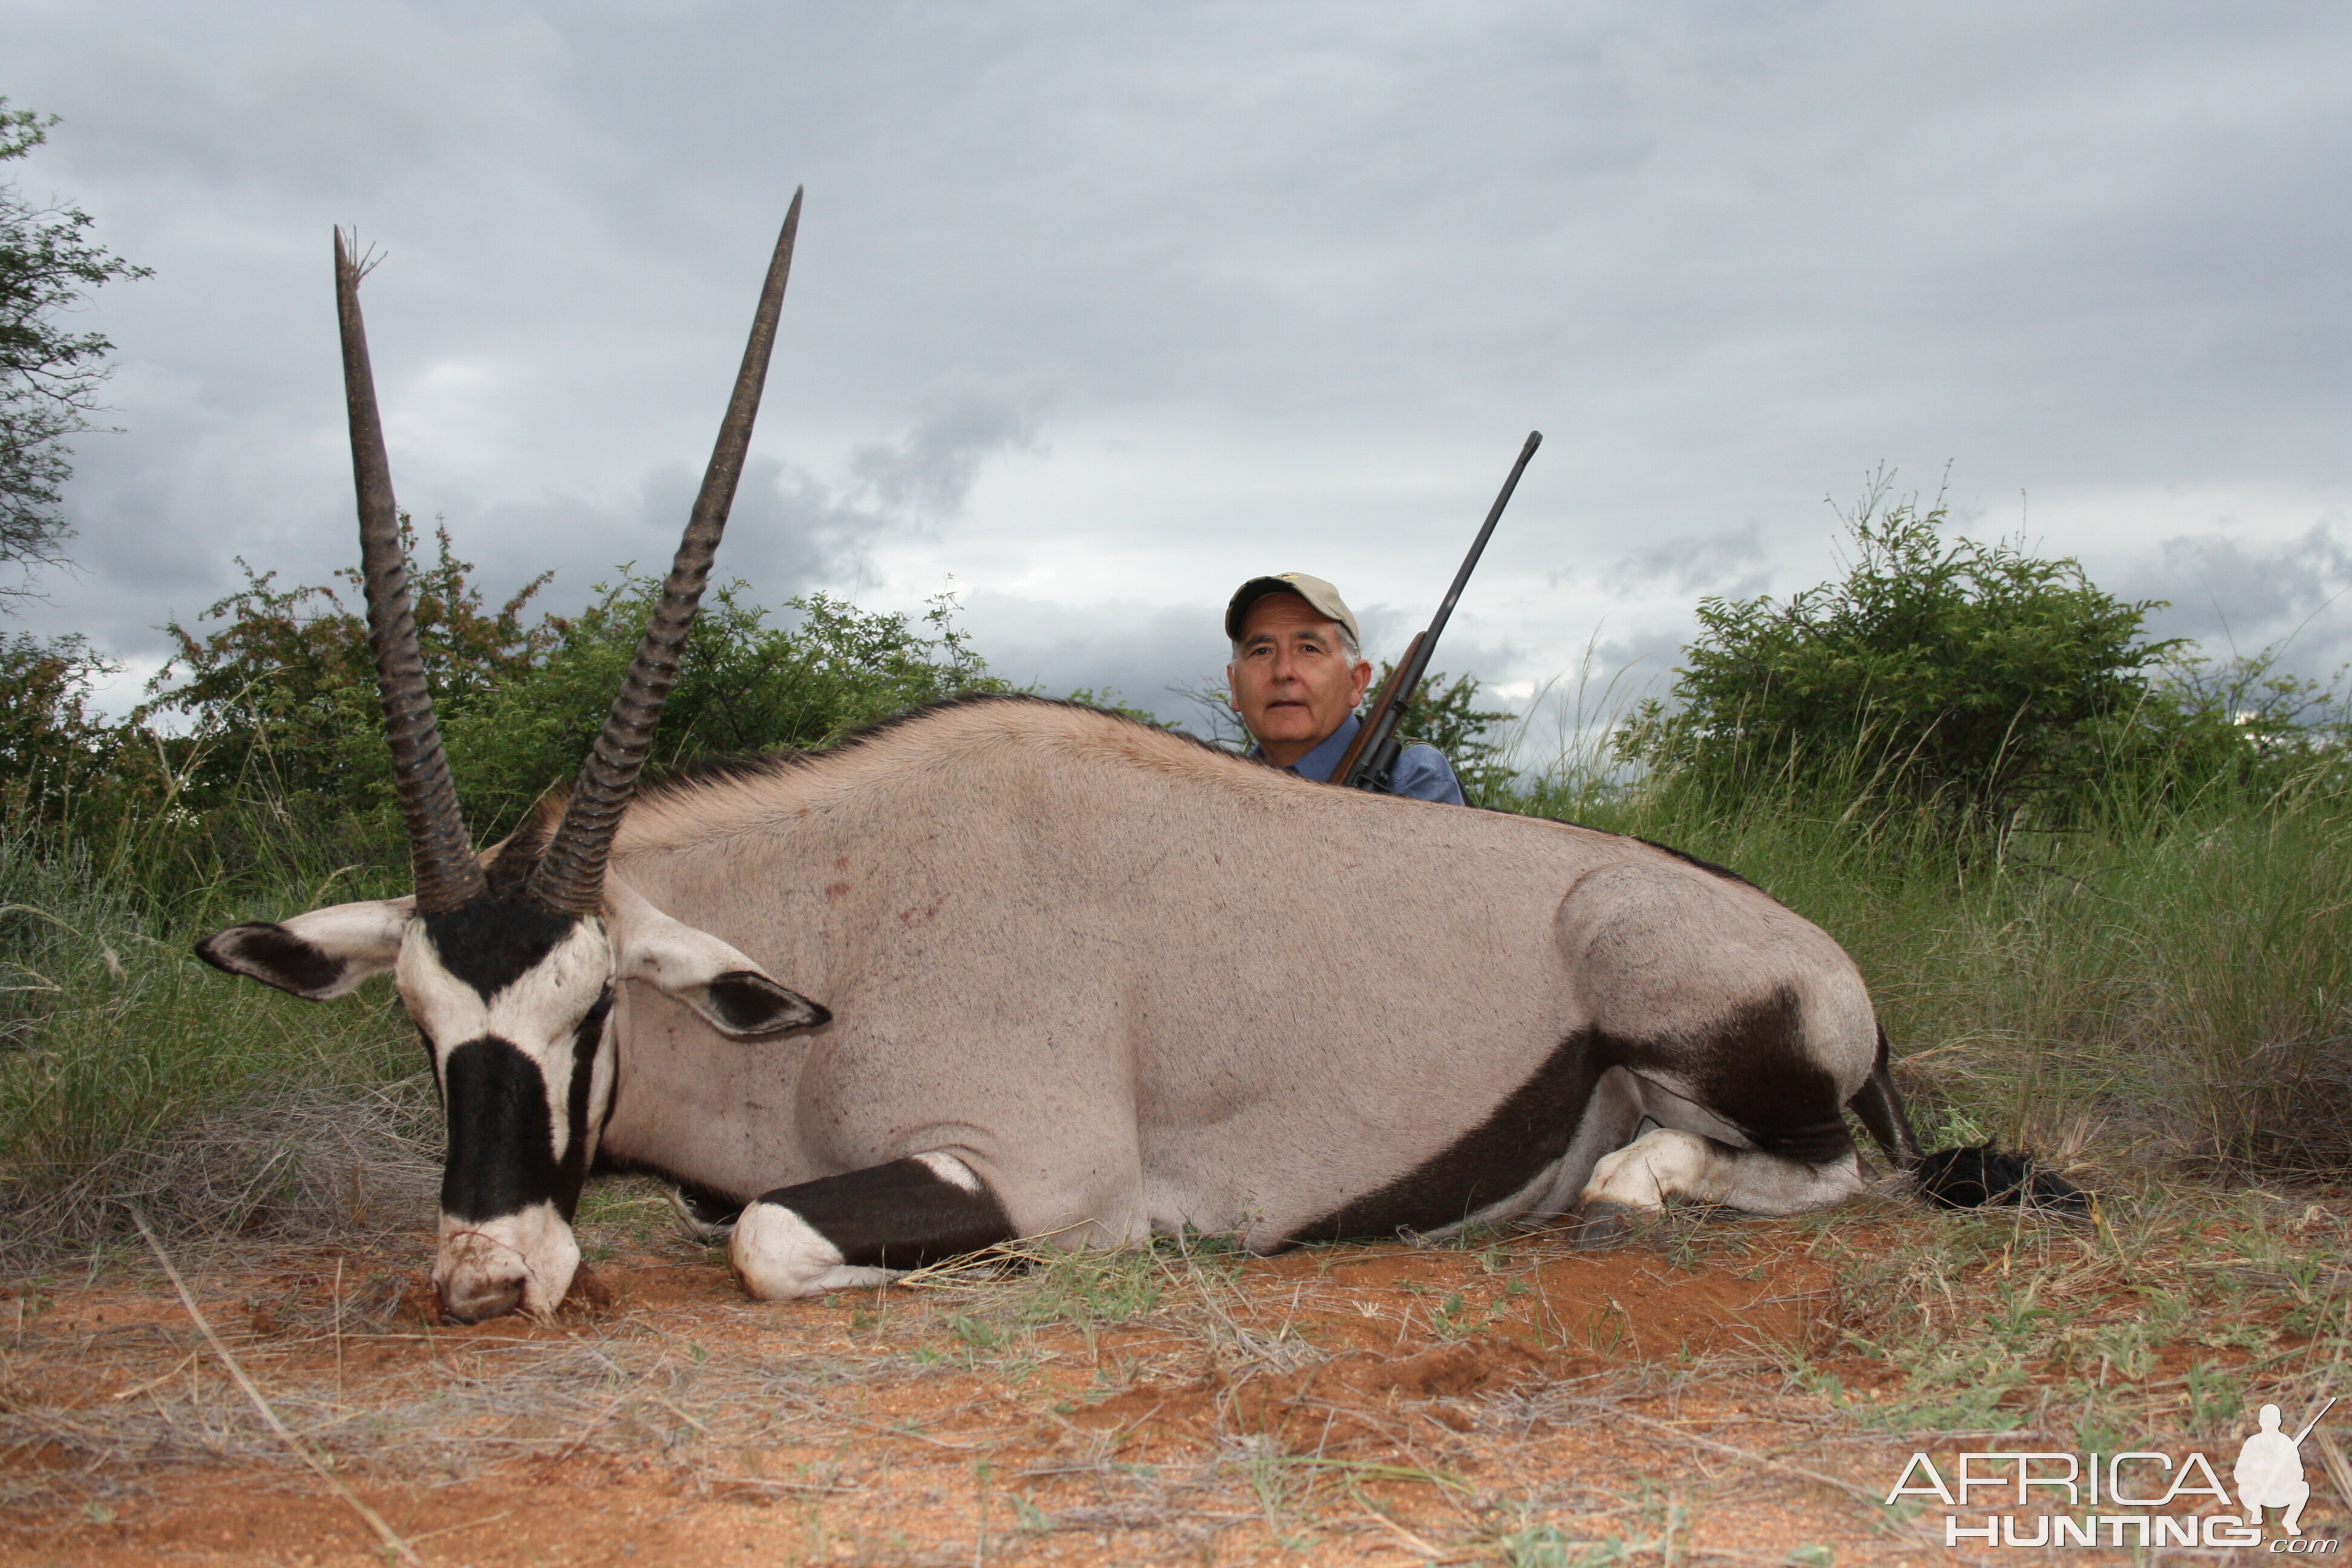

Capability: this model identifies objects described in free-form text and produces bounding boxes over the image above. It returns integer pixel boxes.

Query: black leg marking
[674,1181,746,1232]
[1609,987,1858,1167]
[1296,1031,1605,1243]
[1846,1021,1924,1168]
[754,1157,1013,1270]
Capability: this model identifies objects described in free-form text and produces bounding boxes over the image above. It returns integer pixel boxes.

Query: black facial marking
[1606,987,1857,1166]
[417,1027,445,1110]
[439,1037,559,1222]
[420,891,578,1001]
[435,988,610,1225]
[194,923,345,998]
[1296,1031,1606,1243]
[555,985,613,1220]
[754,1158,1013,1270]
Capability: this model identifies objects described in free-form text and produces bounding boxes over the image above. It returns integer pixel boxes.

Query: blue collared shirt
[1255,713,1466,805]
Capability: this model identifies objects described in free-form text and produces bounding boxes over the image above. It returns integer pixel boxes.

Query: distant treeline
[5,495,2347,860]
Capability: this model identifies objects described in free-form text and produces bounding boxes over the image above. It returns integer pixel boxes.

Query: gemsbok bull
[197,196,2068,1322]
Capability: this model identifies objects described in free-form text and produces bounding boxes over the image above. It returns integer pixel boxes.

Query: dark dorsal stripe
[753,1159,1013,1271]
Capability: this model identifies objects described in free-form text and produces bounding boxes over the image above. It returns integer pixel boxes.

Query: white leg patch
[912,1151,983,1194]
[1578,1128,1866,1219]
[730,1200,903,1300]
[1581,1128,1715,1212]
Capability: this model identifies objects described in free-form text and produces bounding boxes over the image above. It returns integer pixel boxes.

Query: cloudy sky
[7,3,2349,735]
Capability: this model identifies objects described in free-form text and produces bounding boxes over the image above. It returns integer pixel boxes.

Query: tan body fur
[590,697,1878,1253]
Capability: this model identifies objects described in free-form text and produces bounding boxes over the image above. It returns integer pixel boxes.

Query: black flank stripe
[1602,987,1857,1166]
[1297,1031,1606,1244]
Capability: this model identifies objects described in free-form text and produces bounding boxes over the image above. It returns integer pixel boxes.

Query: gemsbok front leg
[1570,1126,1867,1246]
[728,1153,1016,1299]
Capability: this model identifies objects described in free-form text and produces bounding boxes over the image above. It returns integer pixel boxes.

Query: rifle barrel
[1333,430,1541,791]
[1416,430,1541,672]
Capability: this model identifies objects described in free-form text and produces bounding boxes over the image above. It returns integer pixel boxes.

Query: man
[1225,572,1465,805]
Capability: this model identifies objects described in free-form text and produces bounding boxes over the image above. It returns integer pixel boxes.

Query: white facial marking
[730,1201,900,1300]
[435,1202,582,1318]
[401,916,616,1319]
[399,917,615,1168]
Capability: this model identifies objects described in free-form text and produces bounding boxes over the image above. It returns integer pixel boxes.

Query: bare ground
[5,1180,2348,1566]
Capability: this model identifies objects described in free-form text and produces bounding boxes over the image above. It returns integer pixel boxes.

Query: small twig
[1610,1407,1889,1508]
[402,1510,511,1546]
[107,1350,198,1402]
[2314,1426,2352,1517]
[130,1209,421,1565]
[332,1258,344,1409]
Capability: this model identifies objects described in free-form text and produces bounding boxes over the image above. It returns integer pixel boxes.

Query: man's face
[1227,592,1373,767]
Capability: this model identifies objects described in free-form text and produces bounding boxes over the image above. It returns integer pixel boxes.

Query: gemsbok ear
[195,898,413,1001]
[616,899,828,1039]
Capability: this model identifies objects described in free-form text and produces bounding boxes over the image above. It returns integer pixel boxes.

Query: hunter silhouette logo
[2236,1398,2333,1538]
[1886,1393,2342,1549]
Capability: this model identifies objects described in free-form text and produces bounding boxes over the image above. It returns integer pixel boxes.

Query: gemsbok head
[197,194,826,1321]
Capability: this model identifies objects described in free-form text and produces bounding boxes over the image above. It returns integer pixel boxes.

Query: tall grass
[5,713,2347,1262]
[1510,727,2352,1180]
[0,812,433,1256]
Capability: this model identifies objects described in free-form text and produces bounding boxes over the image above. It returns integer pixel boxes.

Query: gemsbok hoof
[1570,1201,1638,1250]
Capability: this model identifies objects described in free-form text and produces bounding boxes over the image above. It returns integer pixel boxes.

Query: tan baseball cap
[1224,572,1361,645]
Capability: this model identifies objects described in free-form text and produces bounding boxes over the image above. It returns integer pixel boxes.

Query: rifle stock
[1328,632,1422,788]
[1333,430,1541,792]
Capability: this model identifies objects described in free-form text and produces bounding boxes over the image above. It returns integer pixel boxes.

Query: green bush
[136,518,1010,845]
[443,580,1007,839]
[0,632,148,825]
[1616,477,2177,825]
[139,520,561,824]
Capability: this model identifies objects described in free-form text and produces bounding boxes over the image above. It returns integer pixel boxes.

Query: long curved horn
[336,229,485,913]
[529,189,804,916]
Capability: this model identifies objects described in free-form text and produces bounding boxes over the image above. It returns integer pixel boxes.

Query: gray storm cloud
[2,2,2345,730]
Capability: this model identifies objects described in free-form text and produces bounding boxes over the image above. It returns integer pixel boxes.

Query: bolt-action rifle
[1330,430,1542,792]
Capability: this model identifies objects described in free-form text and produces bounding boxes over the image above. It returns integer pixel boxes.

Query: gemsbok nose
[439,1275,523,1323]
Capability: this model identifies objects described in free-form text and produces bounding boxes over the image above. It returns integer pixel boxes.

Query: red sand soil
[0,1215,2271,1565]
